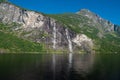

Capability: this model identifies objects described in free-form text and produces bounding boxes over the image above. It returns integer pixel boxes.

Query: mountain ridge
[0,2,120,53]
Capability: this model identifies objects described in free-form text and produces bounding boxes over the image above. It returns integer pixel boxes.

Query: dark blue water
[0,53,120,80]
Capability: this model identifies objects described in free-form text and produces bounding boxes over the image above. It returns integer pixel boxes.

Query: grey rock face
[0,3,94,53]
[77,9,115,32]
[0,3,45,28]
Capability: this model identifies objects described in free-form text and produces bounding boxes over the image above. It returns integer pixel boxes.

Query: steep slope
[0,2,93,53]
[49,9,120,38]
[0,2,120,53]
[0,23,44,53]
[48,9,120,53]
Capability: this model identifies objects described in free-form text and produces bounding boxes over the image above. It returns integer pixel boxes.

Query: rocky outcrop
[73,34,93,53]
[0,3,47,29]
[77,9,116,32]
[0,3,94,53]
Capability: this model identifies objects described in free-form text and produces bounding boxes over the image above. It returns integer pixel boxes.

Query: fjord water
[0,54,120,80]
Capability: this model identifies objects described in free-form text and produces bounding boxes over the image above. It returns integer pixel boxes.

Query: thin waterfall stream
[53,22,57,49]
[66,29,73,53]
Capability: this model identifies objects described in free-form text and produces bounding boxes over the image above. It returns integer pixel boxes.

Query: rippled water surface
[0,53,120,80]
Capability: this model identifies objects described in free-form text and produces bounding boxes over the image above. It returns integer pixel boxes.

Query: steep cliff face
[77,9,115,32]
[44,9,120,53]
[0,3,93,53]
[1,2,120,53]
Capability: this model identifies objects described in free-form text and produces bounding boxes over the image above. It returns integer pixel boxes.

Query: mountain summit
[0,2,120,53]
[77,9,95,16]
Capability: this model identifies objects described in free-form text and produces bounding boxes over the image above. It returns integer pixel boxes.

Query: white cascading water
[53,22,57,49]
[65,29,73,53]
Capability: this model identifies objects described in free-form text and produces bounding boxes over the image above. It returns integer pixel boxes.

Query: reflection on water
[68,53,73,70]
[52,54,56,80]
[69,53,73,64]
[0,54,120,80]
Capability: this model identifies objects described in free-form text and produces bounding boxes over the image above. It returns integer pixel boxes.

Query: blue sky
[9,0,120,25]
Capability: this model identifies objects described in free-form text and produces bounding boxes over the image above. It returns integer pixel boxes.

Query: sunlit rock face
[73,34,93,46]
[0,3,94,53]
[0,3,45,28]
[73,34,93,53]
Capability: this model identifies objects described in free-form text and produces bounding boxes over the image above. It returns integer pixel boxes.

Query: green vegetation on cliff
[48,13,120,53]
[0,2,120,53]
[0,23,44,53]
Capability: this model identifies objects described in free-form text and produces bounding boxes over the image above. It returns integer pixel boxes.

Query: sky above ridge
[9,0,120,25]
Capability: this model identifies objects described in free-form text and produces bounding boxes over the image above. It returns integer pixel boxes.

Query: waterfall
[65,29,73,53]
[53,22,57,49]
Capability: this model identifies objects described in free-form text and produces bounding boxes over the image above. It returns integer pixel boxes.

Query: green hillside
[0,1,120,53]
[48,13,120,53]
[0,23,44,53]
